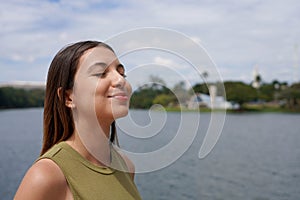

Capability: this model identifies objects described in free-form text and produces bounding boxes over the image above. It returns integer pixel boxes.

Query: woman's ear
[57,87,74,108]
[65,89,74,108]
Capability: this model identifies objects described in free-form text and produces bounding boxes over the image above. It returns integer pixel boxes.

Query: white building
[187,93,239,110]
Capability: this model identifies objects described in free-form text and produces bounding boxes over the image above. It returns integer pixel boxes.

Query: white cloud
[154,56,176,67]
[10,54,35,63]
[0,0,300,83]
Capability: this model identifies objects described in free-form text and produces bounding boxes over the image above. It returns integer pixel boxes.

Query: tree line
[131,79,300,111]
[1,79,300,111]
[0,87,45,109]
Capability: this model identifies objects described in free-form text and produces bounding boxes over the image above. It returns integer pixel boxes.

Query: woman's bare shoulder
[14,159,69,200]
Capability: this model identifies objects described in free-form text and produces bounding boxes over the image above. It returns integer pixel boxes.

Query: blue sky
[1,0,300,87]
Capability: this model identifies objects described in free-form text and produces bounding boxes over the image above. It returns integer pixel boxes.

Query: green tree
[279,82,300,109]
[224,81,257,106]
[192,83,209,95]
[0,87,45,109]
[153,94,176,107]
[172,81,189,105]
[257,83,275,102]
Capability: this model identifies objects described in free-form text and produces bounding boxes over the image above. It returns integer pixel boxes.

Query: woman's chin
[112,107,129,119]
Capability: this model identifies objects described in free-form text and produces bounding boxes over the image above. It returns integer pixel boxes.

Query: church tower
[252,66,261,89]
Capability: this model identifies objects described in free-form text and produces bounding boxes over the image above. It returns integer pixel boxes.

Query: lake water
[0,108,299,200]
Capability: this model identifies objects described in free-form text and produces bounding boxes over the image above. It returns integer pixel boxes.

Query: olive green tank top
[38,142,142,200]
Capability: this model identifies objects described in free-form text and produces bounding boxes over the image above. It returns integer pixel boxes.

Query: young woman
[14,41,142,200]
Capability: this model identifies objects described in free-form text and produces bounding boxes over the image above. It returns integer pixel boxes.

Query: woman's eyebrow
[87,62,107,73]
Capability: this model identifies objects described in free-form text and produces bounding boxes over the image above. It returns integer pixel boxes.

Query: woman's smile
[107,91,129,101]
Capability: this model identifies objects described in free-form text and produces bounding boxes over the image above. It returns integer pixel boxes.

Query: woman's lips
[108,92,128,100]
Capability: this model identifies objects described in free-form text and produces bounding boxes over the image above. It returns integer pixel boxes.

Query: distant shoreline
[163,107,300,113]
[3,106,299,113]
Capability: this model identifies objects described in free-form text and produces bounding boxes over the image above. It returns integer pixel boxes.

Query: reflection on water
[0,108,299,200]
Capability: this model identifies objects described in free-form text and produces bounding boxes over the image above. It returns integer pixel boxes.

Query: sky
[1,0,300,88]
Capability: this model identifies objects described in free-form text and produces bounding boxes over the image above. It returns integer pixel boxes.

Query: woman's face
[71,46,132,125]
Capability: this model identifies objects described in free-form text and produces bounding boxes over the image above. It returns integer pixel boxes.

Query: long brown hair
[41,41,115,155]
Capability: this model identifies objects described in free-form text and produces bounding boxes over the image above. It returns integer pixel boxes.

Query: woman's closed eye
[93,72,107,78]
[93,71,126,78]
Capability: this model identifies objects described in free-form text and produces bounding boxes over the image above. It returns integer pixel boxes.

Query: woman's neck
[66,128,112,167]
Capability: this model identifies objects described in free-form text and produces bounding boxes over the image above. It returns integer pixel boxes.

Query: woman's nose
[111,71,125,88]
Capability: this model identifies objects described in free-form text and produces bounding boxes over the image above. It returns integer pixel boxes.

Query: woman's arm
[14,159,71,200]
